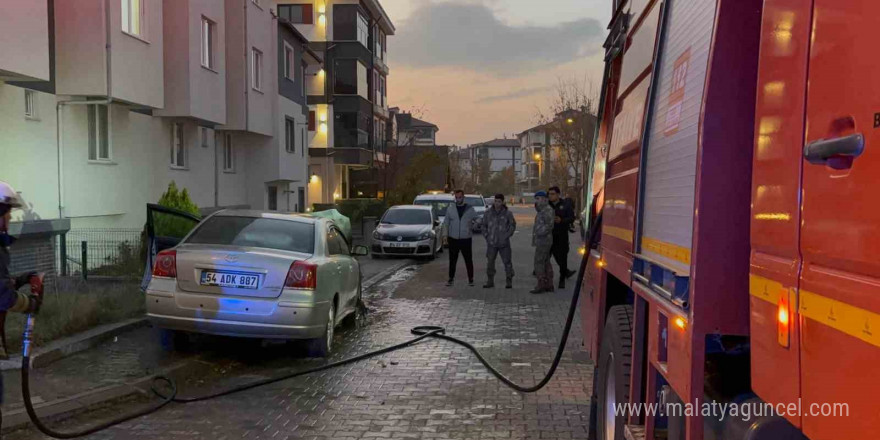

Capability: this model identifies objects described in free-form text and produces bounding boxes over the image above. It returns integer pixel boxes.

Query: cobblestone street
[8,207,595,440]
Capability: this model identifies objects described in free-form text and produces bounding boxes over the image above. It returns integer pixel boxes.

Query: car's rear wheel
[308,302,335,357]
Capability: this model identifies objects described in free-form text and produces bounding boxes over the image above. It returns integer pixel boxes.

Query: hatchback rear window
[186,216,315,254]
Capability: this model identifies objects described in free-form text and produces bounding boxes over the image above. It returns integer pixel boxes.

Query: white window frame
[201,17,215,70]
[285,117,295,153]
[24,90,38,120]
[171,122,187,169]
[251,48,263,91]
[88,105,111,162]
[223,133,235,172]
[356,13,369,48]
[284,42,294,81]
[121,0,146,39]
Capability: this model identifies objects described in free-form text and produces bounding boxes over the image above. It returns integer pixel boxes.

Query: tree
[481,166,516,197]
[155,181,200,238]
[535,77,599,211]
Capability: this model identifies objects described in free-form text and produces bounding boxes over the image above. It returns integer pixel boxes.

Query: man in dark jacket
[548,186,576,289]
[0,181,44,360]
[481,194,516,289]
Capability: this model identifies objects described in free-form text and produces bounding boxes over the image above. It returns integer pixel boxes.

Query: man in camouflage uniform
[531,191,555,294]
[481,194,516,289]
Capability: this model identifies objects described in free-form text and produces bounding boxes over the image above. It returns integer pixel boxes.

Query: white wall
[278,97,309,184]
[0,0,50,81]
[217,131,249,208]
[0,84,58,220]
[246,1,276,136]
[109,0,164,108]
[55,0,107,97]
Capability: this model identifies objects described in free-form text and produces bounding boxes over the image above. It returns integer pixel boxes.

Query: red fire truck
[583,1,879,439]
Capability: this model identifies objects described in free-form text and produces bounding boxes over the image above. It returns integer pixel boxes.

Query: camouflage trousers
[533,242,554,290]
[486,245,514,282]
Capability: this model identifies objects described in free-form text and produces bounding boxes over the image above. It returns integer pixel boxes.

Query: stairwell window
[88,105,110,161]
[24,90,37,120]
[285,118,296,153]
[252,48,263,91]
[284,43,294,81]
[121,0,145,38]
[201,17,215,70]
[171,123,187,168]
[223,134,235,172]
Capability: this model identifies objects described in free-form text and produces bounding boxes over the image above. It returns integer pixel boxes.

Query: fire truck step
[624,424,646,440]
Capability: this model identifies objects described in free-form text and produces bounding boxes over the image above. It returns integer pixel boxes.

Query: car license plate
[388,242,411,248]
[200,271,260,289]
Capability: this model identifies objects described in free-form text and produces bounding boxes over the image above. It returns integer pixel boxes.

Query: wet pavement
[6,206,594,439]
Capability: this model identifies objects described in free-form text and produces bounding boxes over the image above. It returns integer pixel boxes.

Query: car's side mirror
[352,245,369,256]
[433,220,440,227]
[374,219,380,226]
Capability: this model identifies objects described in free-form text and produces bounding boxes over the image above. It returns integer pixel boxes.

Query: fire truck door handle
[803,133,865,165]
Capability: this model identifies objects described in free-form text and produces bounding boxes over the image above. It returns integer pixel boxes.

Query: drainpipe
[56,0,114,219]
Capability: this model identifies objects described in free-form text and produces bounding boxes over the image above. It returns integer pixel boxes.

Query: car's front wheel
[308,302,335,357]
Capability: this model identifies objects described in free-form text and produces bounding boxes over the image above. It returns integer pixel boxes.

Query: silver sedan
[144,209,366,357]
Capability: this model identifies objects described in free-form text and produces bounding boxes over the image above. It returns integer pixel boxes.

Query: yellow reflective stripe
[799,290,880,348]
[604,226,633,243]
[749,273,880,348]
[641,236,691,266]
[749,273,783,305]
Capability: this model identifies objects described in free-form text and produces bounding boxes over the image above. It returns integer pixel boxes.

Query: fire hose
[12,247,589,438]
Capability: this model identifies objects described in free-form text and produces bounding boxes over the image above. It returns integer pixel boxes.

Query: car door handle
[804,133,865,165]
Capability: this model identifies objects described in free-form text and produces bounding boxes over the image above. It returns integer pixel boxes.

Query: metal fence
[62,229,145,279]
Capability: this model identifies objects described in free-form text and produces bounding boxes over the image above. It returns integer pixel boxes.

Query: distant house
[391,107,439,146]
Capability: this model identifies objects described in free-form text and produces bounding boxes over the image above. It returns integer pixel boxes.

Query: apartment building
[392,108,440,147]
[0,0,322,232]
[275,0,395,203]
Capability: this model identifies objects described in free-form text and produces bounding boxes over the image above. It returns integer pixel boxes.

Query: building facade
[276,0,395,203]
[392,108,439,147]
[0,0,321,231]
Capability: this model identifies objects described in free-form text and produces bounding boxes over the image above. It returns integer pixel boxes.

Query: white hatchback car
[143,205,367,356]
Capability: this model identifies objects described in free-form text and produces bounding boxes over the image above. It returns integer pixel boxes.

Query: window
[187,216,315,254]
[284,43,294,80]
[334,59,367,97]
[285,118,295,153]
[327,227,349,255]
[278,4,313,24]
[24,90,37,119]
[335,112,369,148]
[301,127,306,157]
[121,0,145,37]
[201,17,215,69]
[302,64,307,97]
[380,76,386,105]
[251,48,263,91]
[171,123,186,168]
[375,27,383,58]
[223,133,235,172]
[267,186,278,211]
[356,13,369,48]
[200,127,210,148]
[88,105,110,161]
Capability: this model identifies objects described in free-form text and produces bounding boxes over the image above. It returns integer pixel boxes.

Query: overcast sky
[380,0,610,146]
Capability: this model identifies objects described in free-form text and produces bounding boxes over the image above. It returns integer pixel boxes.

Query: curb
[1,360,190,432]
[0,318,149,371]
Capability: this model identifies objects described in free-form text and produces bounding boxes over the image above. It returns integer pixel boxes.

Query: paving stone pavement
[8,206,595,439]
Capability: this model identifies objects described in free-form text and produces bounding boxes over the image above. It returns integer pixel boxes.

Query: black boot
[559,277,566,289]
[505,278,513,289]
[483,280,494,288]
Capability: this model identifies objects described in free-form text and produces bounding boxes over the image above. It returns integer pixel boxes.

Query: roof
[363,0,396,35]
[389,205,433,211]
[397,113,439,131]
[473,138,520,148]
[414,194,454,201]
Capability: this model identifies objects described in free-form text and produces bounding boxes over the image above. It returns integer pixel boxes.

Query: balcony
[55,0,164,108]
[154,0,226,125]
[0,0,50,82]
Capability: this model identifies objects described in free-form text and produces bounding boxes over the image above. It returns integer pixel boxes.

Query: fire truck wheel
[596,305,633,440]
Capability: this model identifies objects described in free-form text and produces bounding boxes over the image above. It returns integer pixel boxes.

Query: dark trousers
[551,237,569,277]
[448,237,474,281]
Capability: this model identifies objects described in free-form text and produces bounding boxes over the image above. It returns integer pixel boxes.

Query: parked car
[371,205,442,259]
[465,194,487,233]
[142,205,367,357]
[413,193,454,246]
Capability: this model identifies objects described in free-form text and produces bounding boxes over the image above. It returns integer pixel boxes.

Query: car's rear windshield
[465,197,484,207]
[186,216,315,254]
[381,209,433,225]
[414,200,451,217]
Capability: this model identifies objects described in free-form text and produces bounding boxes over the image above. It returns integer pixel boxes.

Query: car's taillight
[153,249,177,278]
[285,261,317,290]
